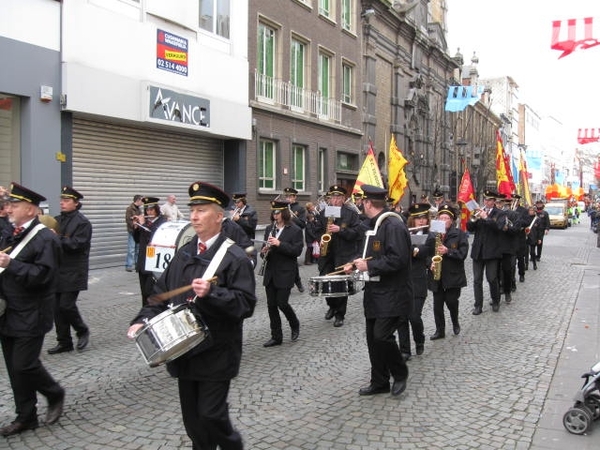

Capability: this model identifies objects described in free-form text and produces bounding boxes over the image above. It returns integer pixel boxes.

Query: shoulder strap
[202,238,235,280]
[0,223,46,274]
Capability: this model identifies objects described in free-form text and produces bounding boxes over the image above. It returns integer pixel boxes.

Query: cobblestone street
[1,219,599,449]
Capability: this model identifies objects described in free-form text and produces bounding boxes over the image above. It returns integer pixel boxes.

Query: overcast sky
[446,0,599,146]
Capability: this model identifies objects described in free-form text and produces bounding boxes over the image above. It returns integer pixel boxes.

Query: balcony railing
[254,71,341,123]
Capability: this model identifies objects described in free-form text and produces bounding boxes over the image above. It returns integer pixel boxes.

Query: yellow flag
[388,135,408,202]
[353,144,384,194]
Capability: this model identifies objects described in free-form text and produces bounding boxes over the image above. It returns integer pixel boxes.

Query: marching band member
[229,192,258,240]
[466,190,507,314]
[397,203,435,359]
[261,200,303,347]
[283,187,306,292]
[345,184,412,397]
[133,197,167,307]
[127,181,256,450]
[316,185,361,328]
[427,204,469,340]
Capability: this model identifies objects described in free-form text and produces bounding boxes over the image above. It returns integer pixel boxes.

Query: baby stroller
[563,361,600,434]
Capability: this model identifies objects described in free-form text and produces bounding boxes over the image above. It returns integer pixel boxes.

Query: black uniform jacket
[262,222,303,289]
[362,212,413,319]
[131,232,256,380]
[427,226,469,292]
[234,205,258,239]
[0,219,61,337]
[466,206,507,260]
[289,202,307,229]
[410,231,435,299]
[134,215,167,275]
[316,204,362,272]
[55,209,92,292]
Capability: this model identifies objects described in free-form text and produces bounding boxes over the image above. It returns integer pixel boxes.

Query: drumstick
[333,256,372,270]
[327,257,373,276]
[147,276,218,305]
[1,246,12,253]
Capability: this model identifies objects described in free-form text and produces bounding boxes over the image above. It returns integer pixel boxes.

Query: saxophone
[320,216,334,256]
[431,233,443,281]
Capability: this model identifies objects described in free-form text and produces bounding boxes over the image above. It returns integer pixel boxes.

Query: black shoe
[324,308,334,320]
[125,267,134,272]
[333,318,344,327]
[430,331,445,340]
[391,379,407,396]
[48,344,74,355]
[0,420,39,437]
[401,352,411,362]
[358,384,390,396]
[472,307,483,316]
[505,293,512,303]
[263,339,282,348]
[415,343,424,355]
[536,257,541,262]
[296,283,305,293]
[453,324,461,335]
[524,264,529,271]
[46,391,65,425]
[533,263,537,270]
[291,327,299,342]
[76,331,90,350]
[519,275,525,282]
[492,303,500,312]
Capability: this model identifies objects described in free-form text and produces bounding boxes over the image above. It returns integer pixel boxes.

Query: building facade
[248,0,364,220]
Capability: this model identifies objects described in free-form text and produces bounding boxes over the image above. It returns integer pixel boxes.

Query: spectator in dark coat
[47,186,92,355]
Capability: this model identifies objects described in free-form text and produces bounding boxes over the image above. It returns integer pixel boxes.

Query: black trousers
[366,316,408,388]
[397,296,425,354]
[1,335,64,423]
[265,283,299,342]
[472,258,500,307]
[326,295,348,320]
[178,378,243,450]
[54,291,88,346]
[432,288,460,332]
[500,254,516,294]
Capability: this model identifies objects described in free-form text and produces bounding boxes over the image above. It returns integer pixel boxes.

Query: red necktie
[198,242,207,254]
[12,226,24,236]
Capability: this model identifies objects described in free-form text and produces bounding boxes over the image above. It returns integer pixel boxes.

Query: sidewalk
[530,226,600,449]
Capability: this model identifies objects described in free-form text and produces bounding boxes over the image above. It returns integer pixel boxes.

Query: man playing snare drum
[127,181,256,450]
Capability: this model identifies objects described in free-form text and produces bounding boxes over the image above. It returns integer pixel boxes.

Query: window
[319,0,330,18]
[318,148,327,193]
[318,52,332,115]
[259,139,276,190]
[342,62,353,104]
[199,0,230,38]
[290,39,306,109]
[257,23,276,99]
[292,145,306,191]
[336,152,358,171]
[341,0,353,32]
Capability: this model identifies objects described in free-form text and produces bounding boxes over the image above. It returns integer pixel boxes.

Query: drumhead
[146,221,195,274]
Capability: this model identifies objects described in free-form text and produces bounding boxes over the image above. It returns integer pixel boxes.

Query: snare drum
[308,274,362,297]
[134,303,208,368]
[145,221,195,273]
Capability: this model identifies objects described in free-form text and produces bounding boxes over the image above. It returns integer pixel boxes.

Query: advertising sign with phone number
[156,29,188,76]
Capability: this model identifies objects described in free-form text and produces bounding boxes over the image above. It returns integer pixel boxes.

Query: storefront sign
[149,86,210,128]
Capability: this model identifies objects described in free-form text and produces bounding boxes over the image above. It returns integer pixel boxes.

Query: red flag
[496,131,516,197]
[457,169,475,231]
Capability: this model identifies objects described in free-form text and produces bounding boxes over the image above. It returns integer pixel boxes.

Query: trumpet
[344,197,362,215]
[470,209,484,221]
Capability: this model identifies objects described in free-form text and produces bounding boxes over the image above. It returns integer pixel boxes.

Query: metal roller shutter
[72,118,223,269]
